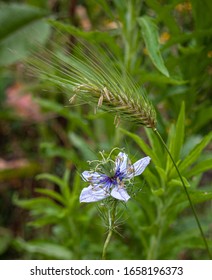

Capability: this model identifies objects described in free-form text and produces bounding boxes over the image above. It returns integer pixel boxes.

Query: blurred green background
[0,0,211,260]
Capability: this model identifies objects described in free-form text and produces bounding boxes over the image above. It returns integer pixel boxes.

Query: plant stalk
[102,200,118,260]
[154,128,211,259]
[147,208,164,259]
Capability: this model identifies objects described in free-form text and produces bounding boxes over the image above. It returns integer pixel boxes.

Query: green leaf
[172,102,185,160]
[119,128,160,166]
[40,142,77,162]
[0,228,13,254]
[36,172,73,203]
[192,106,212,132]
[140,71,187,85]
[155,165,167,183]
[68,132,95,161]
[147,1,181,34]
[48,19,121,57]
[179,132,212,173]
[36,173,65,189]
[138,16,169,77]
[163,28,212,49]
[61,169,72,201]
[142,168,160,190]
[14,196,62,212]
[181,135,202,158]
[145,128,164,166]
[161,227,211,258]
[186,159,212,178]
[0,3,50,66]
[14,238,73,259]
[168,177,190,188]
[28,211,67,227]
[35,188,65,205]
[152,188,164,196]
[191,0,212,30]
[167,102,185,171]
[174,189,212,207]
[36,98,92,137]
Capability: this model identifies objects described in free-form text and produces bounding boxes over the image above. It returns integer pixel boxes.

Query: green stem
[102,200,118,260]
[147,206,164,259]
[154,128,211,259]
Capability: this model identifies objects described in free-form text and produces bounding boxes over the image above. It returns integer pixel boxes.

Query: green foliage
[120,105,212,259]
[138,16,170,77]
[0,0,211,260]
[13,104,212,259]
[0,2,50,66]
[13,170,105,259]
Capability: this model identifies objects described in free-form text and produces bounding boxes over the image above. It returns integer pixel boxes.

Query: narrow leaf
[36,173,64,189]
[0,3,50,66]
[179,132,212,173]
[48,19,121,57]
[168,177,190,188]
[35,188,65,205]
[138,16,169,77]
[172,102,185,160]
[186,159,212,178]
[119,128,160,166]
[15,239,73,259]
[173,189,212,206]
[167,102,185,171]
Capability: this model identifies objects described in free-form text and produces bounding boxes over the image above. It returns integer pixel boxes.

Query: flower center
[109,168,124,185]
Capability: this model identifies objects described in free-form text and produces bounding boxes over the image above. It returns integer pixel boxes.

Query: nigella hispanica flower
[80,151,151,203]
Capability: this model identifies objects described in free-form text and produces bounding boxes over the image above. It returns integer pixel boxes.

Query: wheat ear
[29,38,157,129]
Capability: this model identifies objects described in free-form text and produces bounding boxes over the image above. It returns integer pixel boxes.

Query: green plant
[1,0,211,260]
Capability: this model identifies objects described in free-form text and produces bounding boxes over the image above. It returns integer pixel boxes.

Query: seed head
[29,35,157,129]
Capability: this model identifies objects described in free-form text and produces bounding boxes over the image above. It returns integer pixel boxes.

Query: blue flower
[80,152,151,203]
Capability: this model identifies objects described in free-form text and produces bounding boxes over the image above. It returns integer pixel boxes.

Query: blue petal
[80,185,110,203]
[115,152,129,173]
[127,156,151,179]
[111,186,130,202]
[82,171,107,184]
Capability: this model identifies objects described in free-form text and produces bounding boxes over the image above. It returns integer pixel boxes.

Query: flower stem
[154,128,212,259]
[102,200,118,260]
